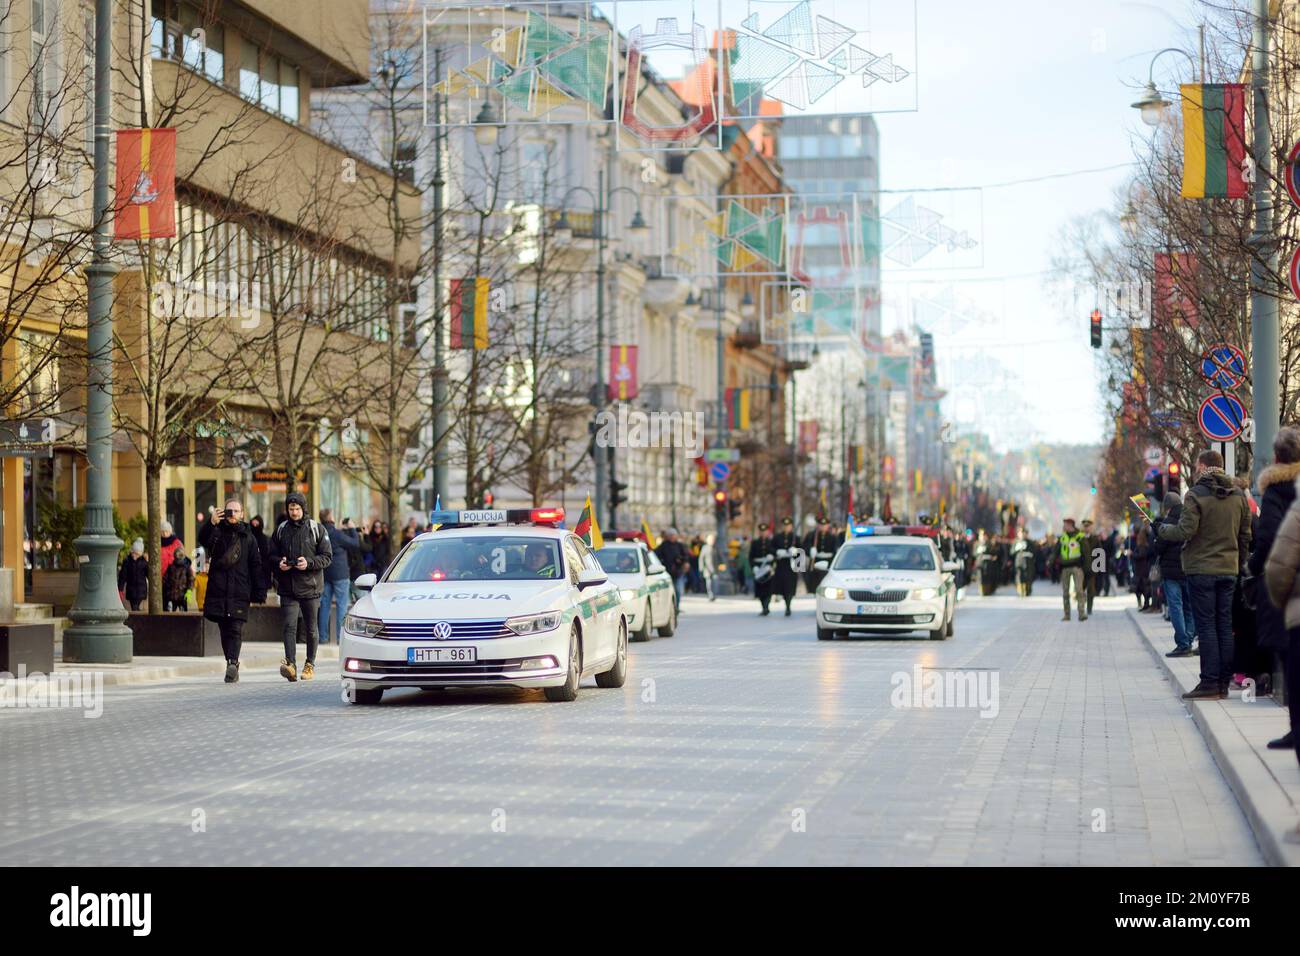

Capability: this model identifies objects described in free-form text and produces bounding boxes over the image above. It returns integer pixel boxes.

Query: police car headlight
[911,587,939,601]
[820,586,846,600]
[619,588,638,603]
[343,614,383,638]
[505,611,563,635]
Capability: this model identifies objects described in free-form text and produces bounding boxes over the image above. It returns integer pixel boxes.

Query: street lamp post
[431,47,449,509]
[64,0,131,663]
[1248,0,1278,479]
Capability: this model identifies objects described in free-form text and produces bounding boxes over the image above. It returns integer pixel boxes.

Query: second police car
[339,508,627,704]
[814,524,960,642]
[594,533,677,641]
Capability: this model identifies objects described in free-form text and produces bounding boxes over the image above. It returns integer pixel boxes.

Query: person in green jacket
[1157,449,1252,701]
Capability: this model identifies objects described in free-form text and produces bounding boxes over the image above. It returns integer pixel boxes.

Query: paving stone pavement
[0,591,1265,865]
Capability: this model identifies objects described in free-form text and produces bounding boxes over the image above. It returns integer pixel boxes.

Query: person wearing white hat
[118,538,149,611]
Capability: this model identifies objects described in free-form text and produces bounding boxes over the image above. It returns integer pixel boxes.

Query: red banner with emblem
[1154,252,1198,331]
[114,129,177,239]
[608,345,639,401]
[797,420,818,455]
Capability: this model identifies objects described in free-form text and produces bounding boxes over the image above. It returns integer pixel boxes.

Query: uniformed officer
[524,543,557,578]
[802,515,839,595]
[1081,518,1101,615]
[750,522,776,616]
[773,517,800,616]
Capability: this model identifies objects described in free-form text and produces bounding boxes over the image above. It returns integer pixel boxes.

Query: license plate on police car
[408,647,477,663]
[857,604,896,615]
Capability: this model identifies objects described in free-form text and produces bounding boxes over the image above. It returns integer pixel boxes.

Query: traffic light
[1150,472,1165,500]
[610,477,628,510]
[713,488,727,518]
[1168,461,1182,490]
[729,500,742,520]
[1090,309,1102,349]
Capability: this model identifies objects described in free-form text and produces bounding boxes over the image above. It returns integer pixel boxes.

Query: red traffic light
[713,489,727,504]
[1168,462,1181,477]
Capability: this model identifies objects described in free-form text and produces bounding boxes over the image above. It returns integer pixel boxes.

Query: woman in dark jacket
[1250,427,1300,749]
[248,515,274,594]
[368,521,392,574]
[118,538,149,611]
[199,500,268,683]
[1131,527,1152,610]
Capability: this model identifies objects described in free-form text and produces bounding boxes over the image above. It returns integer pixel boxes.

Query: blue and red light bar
[850,524,938,539]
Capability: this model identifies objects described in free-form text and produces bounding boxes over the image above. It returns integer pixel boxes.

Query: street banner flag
[575,494,603,550]
[449,277,489,349]
[641,518,658,550]
[1129,493,1156,523]
[609,344,639,401]
[798,420,819,455]
[1181,84,1247,199]
[1154,252,1199,330]
[725,387,751,430]
[113,128,176,239]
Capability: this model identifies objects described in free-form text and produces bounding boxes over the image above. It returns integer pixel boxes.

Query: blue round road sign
[709,461,731,482]
[1200,344,1245,389]
[1198,394,1246,441]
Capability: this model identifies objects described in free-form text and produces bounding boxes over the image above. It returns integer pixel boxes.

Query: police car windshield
[385,536,561,582]
[596,548,640,574]
[835,543,936,571]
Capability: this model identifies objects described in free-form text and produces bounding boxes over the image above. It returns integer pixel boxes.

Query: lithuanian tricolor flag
[725,387,750,430]
[640,518,658,550]
[449,277,489,349]
[1180,83,1247,199]
[113,128,177,239]
[574,494,603,550]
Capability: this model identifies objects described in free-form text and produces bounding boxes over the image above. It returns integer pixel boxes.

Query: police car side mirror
[942,561,959,573]
[355,573,378,590]
[813,560,829,571]
[577,568,607,590]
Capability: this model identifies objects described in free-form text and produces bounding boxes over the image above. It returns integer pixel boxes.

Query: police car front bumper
[338,629,570,689]
[815,596,943,632]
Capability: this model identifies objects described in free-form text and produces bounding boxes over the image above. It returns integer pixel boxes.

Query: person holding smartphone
[268,492,332,682]
[198,499,266,682]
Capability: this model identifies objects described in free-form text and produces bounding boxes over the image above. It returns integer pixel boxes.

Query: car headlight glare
[820,586,846,600]
[505,611,563,635]
[343,614,384,637]
[911,587,939,601]
[619,588,638,603]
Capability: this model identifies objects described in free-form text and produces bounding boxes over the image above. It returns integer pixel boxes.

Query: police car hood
[359,579,568,620]
[826,570,937,590]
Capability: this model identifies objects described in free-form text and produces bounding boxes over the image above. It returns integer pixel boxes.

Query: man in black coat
[198,498,267,683]
[802,515,839,596]
[654,528,690,609]
[269,491,332,682]
[772,517,800,616]
[750,522,776,616]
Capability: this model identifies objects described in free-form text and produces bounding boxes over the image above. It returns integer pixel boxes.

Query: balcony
[733,319,762,349]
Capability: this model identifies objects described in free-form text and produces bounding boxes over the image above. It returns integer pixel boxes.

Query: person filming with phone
[199,498,267,683]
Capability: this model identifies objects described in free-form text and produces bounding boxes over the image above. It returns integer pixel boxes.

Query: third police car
[814,525,959,642]
[339,508,627,704]
[594,534,677,641]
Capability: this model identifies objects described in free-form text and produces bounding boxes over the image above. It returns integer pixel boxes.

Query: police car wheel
[817,626,836,641]
[945,613,954,637]
[544,625,581,702]
[634,601,653,642]
[658,601,677,637]
[929,622,947,641]
[351,686,384,705]
[595,618,628,688]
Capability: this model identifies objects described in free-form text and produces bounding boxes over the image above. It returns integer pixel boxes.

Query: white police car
[594,537,676,641]
[814,525,959,641]
[340,509,627,704]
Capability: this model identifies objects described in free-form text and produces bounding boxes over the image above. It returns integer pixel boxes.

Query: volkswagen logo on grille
[432,621,454,640]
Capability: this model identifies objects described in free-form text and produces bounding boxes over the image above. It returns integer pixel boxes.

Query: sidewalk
[1127,606,1300,866]
[5,644,340,688]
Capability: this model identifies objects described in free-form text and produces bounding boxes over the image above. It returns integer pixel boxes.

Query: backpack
[275,518,326,551]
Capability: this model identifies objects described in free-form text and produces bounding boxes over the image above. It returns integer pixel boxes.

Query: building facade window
[32,0,62,134]
[236,39,299,122]
[151,0,222,84]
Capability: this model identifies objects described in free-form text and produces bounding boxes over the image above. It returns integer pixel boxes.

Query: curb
[1127,608,1299,867]
[35,646,341,688]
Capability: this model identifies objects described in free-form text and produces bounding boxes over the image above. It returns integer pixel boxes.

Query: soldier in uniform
[802,515,839,595]
[750,522,776,616]
[773,516,801,616]
[1082,519,1101,615]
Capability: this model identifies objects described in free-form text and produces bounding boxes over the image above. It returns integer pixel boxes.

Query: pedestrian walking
[1081,519,1101,615]
[1157,449,1251,700]
[772,517,800,616]
[1260,473,1300,845]
[700,533,718,601]
[365,520,391,575]
[198,499,267,683]
[269,491,333,682]
[750,523,776,615]
[1011,528,1035,597]
[1055,517,1087,621]
[654,528,690,608]
[1153,491,1197,656]
[1250,427,1300,751]
[118,538,148,611]
[159,520,184,582]
[162,545,194,611]
[1132,526,1153,610]
[317,508,361,645]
